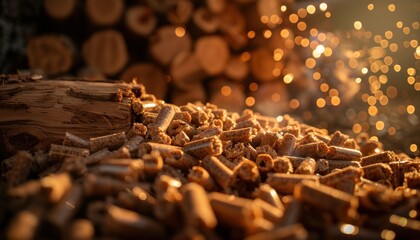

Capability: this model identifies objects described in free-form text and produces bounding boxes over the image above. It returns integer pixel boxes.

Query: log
[224,55,249,82]
[170,51,206,90]
[167,0,193,25]
[149,26,192,66]
[120,63,167,100]
[82,30,128,76]
[85,0,125,26]
[170,84,206,106]
[0,80,133,157]
[206,0,226,14]
[125,6,157,37]
[250,48,276,82]
[192,8,219,33]
[219,4,247,49]
[26,34,74,76]
[43,0,77,20]
[195,36,230,76]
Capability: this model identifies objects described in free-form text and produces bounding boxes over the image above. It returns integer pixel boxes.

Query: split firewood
[170,52,206,90]
[195,36,230,76]
[192,8,219,33]
[120,63,167,100]
[43,0,77,20]
[149,26,192,66]
[250,48,276,82]
[82,30,128,76]
[167,0,193,25]
[206,0,226,14]
[0,80,133,156]
[125,6,157,37]
[26,34,74,76]
[224,55,249,82]
[85,0,125,26]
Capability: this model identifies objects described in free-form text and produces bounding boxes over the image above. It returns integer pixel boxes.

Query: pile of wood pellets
[1,85,420,240]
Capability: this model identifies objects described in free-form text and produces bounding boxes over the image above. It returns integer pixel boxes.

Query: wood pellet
[1,86,420,240]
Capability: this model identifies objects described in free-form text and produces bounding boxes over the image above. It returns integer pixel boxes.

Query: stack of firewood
[25,0,306,113]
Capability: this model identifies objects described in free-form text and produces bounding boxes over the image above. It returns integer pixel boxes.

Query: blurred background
[0,0,419,156]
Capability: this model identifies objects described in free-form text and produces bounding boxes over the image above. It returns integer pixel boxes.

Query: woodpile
[25,0,309,110]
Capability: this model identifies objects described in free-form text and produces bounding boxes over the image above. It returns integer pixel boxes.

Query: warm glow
[407,105,415,114]
[410,144,418,152]
[289,14,298,23]
[245,96,255,106]
[249,82,258,91]
[316,98,326,108]
[175,27,186,37]
[376,121,385,130]
[247,31,256,39]
[283,73,294,84]
[367,4,374,11]
[221,86,231,96]
[263,29,272,39]
[280,29,290,38]
[353,123,362,133]
[306,5,316,14]
[289,99,300,109]
[354,21,362,30]
[319,3,328,12]
[331,96,341,106]
[388,4,396,12]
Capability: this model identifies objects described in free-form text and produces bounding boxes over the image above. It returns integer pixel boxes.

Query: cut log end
[86,0,125,25]
[195,36,230,76]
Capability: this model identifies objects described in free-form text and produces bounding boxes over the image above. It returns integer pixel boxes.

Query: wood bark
[0,80,133,157]
[26,34,74,76]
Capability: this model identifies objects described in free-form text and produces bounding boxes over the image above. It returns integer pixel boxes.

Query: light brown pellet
[272,157,294,174]
[325,159,361,172]
[83,174,128,197]
[116,186,155,216]
[362,163,393,182]
[63,132,90,149]
[276,133,296,156]
[208,192,262,232]
[294,180,359,221]
[327,130,348,147]
[327,146,362,160]
[173,111,192,123]
[89,132,126,153]
[252,184,284,210]
[202,156,234,191]
[66,219,95,240]
[256,154,274,173]
[266,173,318,194]
[295,158,316,175]
[360,150,399,166]
[181,182,218,230]
[219,127,253,143]
[49,144,90,160]
[253,198,283,224]
[138,142,182,158]
[404,170,420,189]
[232,158,260,182]
[47,184,83,228]
[245,224,308,240]
[150,104,176,133]
[278,196,301,226]
[104,204,166,239]
[183,136,223,159]
[320,166,362,194]
[192,125,223,140]
[188,166,218,191]
[315,159,329,175]
[294,141,328,159]
[40,173,72,203]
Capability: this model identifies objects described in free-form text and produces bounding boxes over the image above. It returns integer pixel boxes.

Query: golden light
[221,86,231,96]
[305,58,316,69]
[320,83,329,92]
[353,123,362,133]
[354,21,362,30]
[271,93,281,102]
[376,121,385,130]
[241,52,251,61]
[272,68,281,77]
[325,12,331,18]
[388,127,396,136]
[247,31,256,39]
[381,229,396,240]
[340,224,359,235]
[306,5,316,14]
[367,4,374,11]
[331,96,341,106]
[273,49,284,61]
[263,29,272,39]
[394,64,401,72]
[260,15,269,24]
[313,44,325,58]
[289,99,300,109]
[407,68,416,76]
[319,3,328,12]
[407,76,415,84]
[297,8,307,18]
[388,4,396,12]
[283,73,294,84]
[410,144,418,152]
[396,21,403,28]
[245,96,255,106]
[324,47,333,56]
[368,106,378,116]
[280,5,287,12]
[361,67,368,74]
[280,29,290,38]
[249,82,258,91]
[297,22,307,31]
[174,27,186,37]
[289,14,299,23]
[313,72,321,80]
[407,105,415,114]
[385,31,393,39]
[316,98,326,108]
